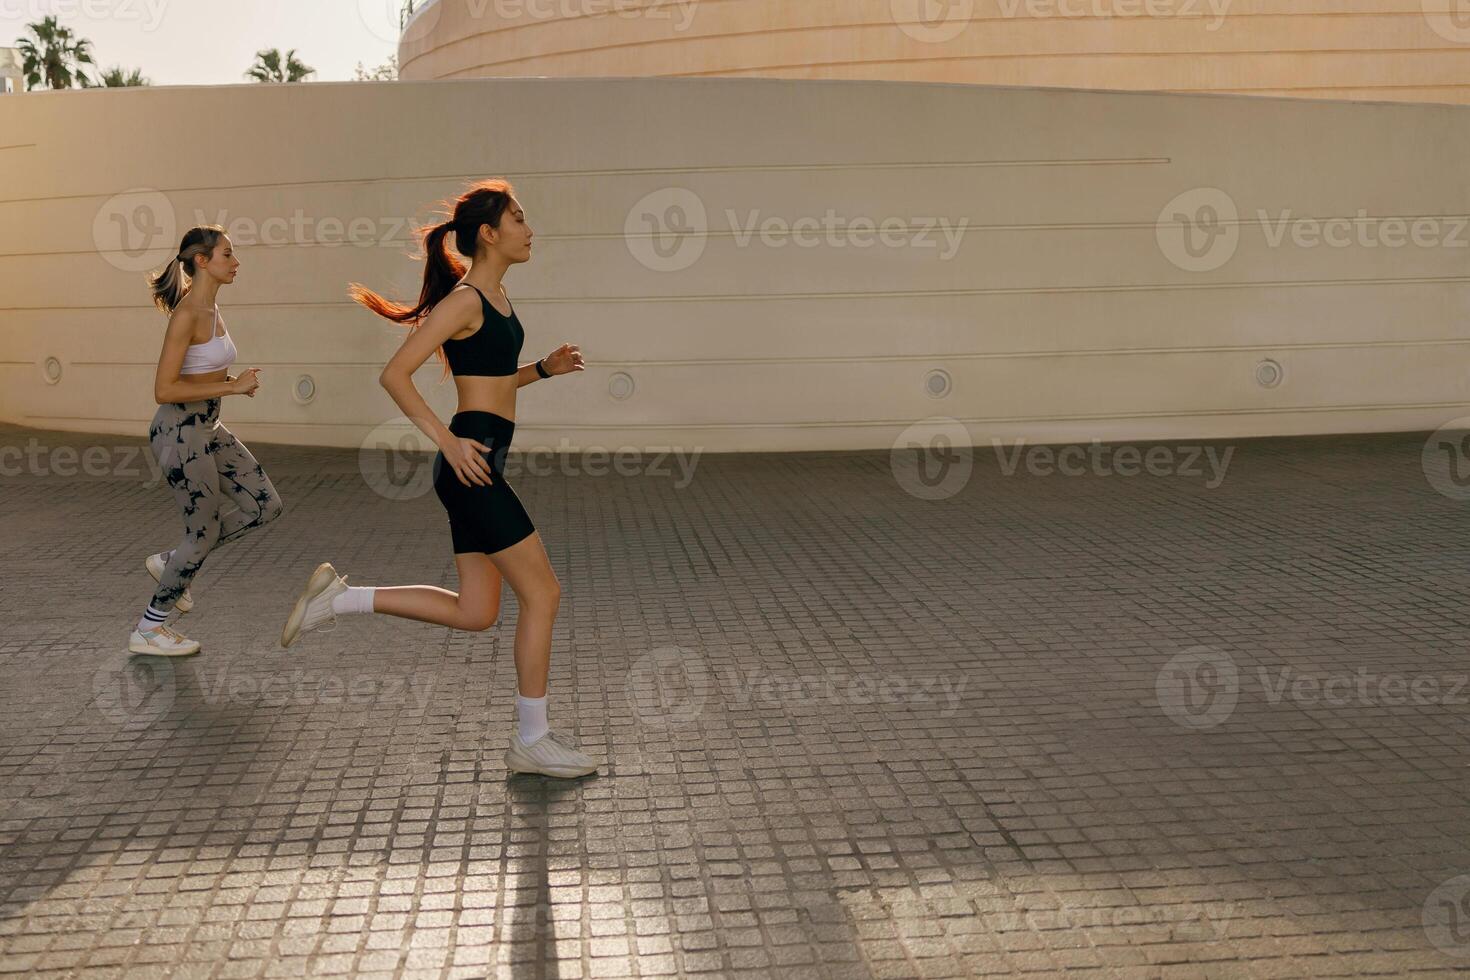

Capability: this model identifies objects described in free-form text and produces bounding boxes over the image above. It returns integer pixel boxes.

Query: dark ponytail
[350,178,516,376]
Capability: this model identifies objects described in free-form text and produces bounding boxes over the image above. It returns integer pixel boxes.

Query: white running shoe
[504,729,598,778]
[127,624,201,657]
[146,552,193,613]
[280,562,348,648]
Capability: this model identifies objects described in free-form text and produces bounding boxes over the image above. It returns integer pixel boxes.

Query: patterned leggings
[148,398,284,610]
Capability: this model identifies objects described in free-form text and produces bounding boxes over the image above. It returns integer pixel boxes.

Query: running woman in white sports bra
[129,225,284,657]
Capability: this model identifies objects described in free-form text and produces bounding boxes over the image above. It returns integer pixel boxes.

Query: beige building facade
[0,76,1465,454]
[399,0,1470,106]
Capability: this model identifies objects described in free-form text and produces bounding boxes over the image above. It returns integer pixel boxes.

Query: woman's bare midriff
[452,375,518,422]
[180,370,229,386]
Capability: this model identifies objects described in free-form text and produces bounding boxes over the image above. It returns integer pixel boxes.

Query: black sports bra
[443,282,524,377]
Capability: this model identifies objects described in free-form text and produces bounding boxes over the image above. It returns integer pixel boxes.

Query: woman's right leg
[370,553,504,631]
[148,409,224,610]
[282,536,557,670]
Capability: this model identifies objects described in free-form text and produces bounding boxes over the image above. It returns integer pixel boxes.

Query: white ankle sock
[517,693,548,744]
[331,586,376,616]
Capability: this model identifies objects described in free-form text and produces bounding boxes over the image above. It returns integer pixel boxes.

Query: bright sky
[1,0,402,85]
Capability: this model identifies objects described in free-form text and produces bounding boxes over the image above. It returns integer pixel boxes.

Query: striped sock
[136,606,170,634]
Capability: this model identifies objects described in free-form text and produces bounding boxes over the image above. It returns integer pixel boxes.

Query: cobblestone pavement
[1,421,1468,979]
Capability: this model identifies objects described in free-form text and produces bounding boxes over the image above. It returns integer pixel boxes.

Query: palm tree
[98,66,150,87]
[15,16,96,90]
[245,48,315,84]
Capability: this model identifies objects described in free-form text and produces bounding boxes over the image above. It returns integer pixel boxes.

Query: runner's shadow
[499,772,599,980]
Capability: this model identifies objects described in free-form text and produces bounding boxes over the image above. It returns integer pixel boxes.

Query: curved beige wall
[399,0,1470,105]
[0,76,1466,453]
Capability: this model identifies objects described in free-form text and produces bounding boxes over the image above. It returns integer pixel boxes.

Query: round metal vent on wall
[924,368,952,399]
[1255,359,1284,389]
[42,357,62,385]
[293,374,317,404]
[609,372,635,401]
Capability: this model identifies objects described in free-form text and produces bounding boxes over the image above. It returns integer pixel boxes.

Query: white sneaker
[505,729,598,778]
[280,562,348,648]
[146,552,193,613]
[128,624,201,657]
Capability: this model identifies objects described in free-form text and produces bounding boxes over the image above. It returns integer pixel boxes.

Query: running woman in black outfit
[278,179,596,779]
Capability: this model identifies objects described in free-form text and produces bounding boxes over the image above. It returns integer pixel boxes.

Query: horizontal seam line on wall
[1176,82,1470,92]
[450,42,1470,75]
[2,274,1467,312]
[412,5,1460,72]
[33,339,1470,369]
[23,402,1470,429]
[0,157,1166,207]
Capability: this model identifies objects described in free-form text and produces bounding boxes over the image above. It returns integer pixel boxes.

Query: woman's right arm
[377,288,495,487]
[153,309,253,404]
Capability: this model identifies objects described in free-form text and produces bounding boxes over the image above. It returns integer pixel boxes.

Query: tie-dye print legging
[147,398,284,610]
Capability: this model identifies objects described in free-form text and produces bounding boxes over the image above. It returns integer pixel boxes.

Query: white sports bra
[179,308,237,376]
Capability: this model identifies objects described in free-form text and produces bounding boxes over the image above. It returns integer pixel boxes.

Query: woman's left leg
[209,423,284,543]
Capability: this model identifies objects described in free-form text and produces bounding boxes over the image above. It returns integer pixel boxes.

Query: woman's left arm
[517,343,585,388]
